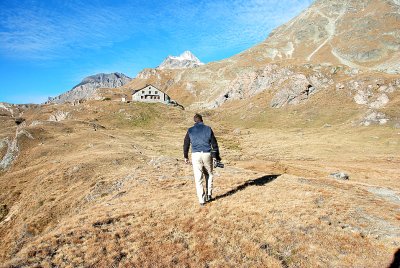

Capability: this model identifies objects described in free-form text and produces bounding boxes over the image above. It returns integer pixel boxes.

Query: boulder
[329,172,349,180]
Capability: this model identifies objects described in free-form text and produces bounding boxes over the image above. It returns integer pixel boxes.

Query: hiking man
[183,114,221,206]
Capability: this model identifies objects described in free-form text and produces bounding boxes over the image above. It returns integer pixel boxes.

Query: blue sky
[0,0,313,104]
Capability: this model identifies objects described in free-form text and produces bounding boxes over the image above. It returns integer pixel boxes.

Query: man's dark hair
[194,113,203,123]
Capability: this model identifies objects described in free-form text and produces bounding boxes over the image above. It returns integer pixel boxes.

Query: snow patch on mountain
[157,51,204,70]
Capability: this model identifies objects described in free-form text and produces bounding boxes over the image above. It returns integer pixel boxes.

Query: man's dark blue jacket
[183,122,220,159]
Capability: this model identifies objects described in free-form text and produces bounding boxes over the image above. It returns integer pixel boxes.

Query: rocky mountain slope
[122,0,400,127]
[157,51,204,70]
[244,0,400,74]
[47,73,131,104]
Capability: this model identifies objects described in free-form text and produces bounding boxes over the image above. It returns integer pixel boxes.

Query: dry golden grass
[0,97,399,267]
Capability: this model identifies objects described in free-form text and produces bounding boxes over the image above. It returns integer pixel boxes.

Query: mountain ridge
[121,0,400,127]
[47,72,132,104]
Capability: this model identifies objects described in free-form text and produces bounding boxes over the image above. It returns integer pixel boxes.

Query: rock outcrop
[48,111,70,122]
[48,73,131,104]
[360,110,389,126]
[0,103,14,116]
[187,63,334,109]
[0,127,33,171]
[329,172,349,180]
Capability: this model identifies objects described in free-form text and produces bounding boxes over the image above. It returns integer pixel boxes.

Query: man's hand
[184,158,189,164]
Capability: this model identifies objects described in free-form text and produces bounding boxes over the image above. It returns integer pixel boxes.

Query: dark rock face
[48,73,131,104]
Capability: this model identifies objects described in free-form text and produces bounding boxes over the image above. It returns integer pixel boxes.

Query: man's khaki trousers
[191,152,213,204]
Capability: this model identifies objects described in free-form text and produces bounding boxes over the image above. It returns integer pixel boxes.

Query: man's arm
[210,129,221,161]
[183,131,190,160]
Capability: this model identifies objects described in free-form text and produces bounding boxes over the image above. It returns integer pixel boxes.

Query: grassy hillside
[0,99,399,267]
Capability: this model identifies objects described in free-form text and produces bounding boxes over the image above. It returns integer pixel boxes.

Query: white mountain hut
[132,84,171,103]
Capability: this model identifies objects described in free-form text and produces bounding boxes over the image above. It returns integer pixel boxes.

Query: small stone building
[132,85,170,103]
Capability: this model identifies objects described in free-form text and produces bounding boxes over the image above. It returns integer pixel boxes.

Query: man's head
[194,113,203,123]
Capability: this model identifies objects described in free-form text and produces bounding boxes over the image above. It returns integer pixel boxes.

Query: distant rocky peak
[157,51,204,70]
[75,72,131,89]
[47,72,131,104]
[173,51,199,61]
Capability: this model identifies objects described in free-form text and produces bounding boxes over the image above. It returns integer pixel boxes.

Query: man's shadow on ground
[210,174,281,202]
